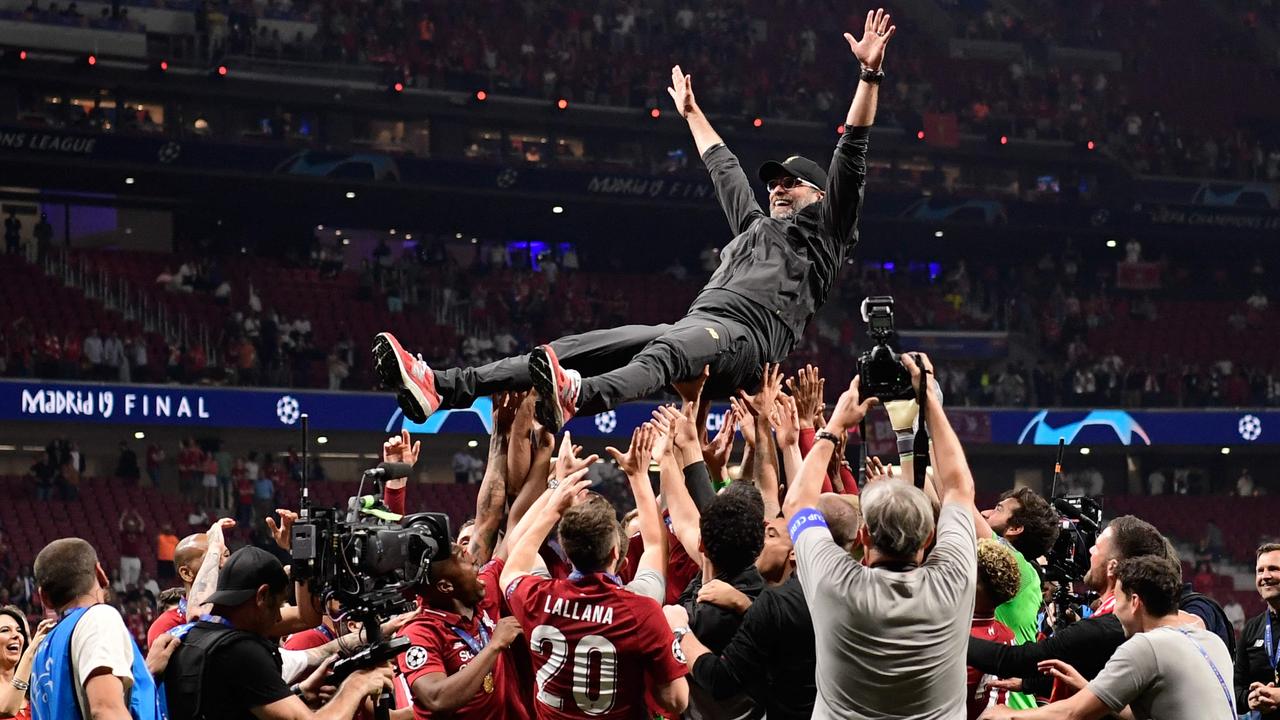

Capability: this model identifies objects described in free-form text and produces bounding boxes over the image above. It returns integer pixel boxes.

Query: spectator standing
[27,452,53,501]
[4,209,20,255]
[114,441,140,486]
[144,442,164,488]
[117,510,145,590]
[82,329,103,379]
[103,331,125,382]
[33,212,52,264]
[155,523,178,581]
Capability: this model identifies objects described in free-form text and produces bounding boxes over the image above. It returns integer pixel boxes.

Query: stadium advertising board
[1,380,1274,447]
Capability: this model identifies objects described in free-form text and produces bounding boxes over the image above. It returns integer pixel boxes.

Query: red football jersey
[282,625,336,651]
[504,572,688,720]
[395,559,528,720]
[619,521,700,605]
[967,616,1015,720]
[146,606,186,648]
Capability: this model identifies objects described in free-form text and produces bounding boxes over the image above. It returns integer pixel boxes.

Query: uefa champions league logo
[594,411,617,434]
[1239,414,1262,441]
[276,395,301,425]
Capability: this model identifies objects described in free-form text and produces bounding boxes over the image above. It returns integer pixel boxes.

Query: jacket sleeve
[690,592,779,700]
[702,143,766,236]
[967,615,1108,680]
[1236,616,1256,711]
[820,126,870,250]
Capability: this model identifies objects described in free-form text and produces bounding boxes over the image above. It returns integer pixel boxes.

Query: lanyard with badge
[1174,627,1236,719]
[1266,611,1280,684]
[448,622,495,694]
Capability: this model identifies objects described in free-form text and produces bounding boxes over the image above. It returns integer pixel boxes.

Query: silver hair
[860,481,935,558]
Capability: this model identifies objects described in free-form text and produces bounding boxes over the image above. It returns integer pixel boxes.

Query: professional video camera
[856,296,916,401]
[288,420,453,719]
[1041,441,1104,628]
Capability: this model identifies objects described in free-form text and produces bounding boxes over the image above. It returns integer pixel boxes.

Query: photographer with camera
[968,516,1167,700]
[163,546,394,720]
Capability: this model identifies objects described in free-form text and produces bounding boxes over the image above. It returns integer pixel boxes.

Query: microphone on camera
[364,462,413,480]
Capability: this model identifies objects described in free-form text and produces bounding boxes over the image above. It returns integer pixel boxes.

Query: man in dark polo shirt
[373,13,896,433]
[1238,543,1280,715]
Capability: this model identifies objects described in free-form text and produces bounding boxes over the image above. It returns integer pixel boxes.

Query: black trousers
[434,313,766,415]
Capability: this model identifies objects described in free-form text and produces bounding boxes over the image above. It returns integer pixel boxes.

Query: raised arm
[740,364,786,519]
[380,429,420,515]
[771,393,805,493]
[505,392,535,498]
[468,393,521,565]
[822,10,895,247]
[782,377,877,523]
[503,426,556,555]
[669,65,764,235]
[607,425,667,578]
[902,354,974,505]
[498,437,595,591]
[187,518,235,616]
[655,410,703,561]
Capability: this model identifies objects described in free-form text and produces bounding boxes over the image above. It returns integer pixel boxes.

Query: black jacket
[1235,608,1280,712]
[692,127,869,356]
[968,613,1126,698]
[691,575,816,720]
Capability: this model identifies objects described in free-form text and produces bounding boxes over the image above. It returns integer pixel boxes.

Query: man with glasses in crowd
[374,10,896,432]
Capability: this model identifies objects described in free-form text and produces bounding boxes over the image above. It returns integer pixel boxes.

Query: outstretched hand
[844,8,896,71]
[667,65,698,119]
[606,424,657,478]
[826,376,879,432]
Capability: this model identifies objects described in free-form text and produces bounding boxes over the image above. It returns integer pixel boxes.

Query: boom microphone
[365,462,413,480]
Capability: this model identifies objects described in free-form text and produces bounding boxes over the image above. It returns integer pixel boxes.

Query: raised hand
[729,396,757,447]
[382,429,421,466]
[666,65,698,119]
[827,376,879,433]
[787,364,825,430]
[265,509,298,551]
[844,8,896,70]
[492,391,526,434]
[606,424,657,478]
[865,455,894,484]
[658,404,700,454]
[548,466,593,513]
[554,431,598,485]
[771,394,801,449]
[844,7,896,71]
[739,363,784,417]
[900,351,935,389]
[703,408,736,478]
[673,365,710,408]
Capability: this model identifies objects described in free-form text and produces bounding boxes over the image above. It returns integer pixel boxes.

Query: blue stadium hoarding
[0,380,1274,447]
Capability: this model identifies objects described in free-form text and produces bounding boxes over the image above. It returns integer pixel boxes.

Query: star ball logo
[276,395,301,425]
[1239,414,1262,442]
[594,410,617,434]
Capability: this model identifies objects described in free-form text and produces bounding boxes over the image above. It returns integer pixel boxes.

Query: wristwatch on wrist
[672,626,691,643]
[815,429,841,445]
[860,66,885,84]
[10,677,29,691]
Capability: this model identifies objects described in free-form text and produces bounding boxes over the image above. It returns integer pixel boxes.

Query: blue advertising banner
[1,380,1275,447]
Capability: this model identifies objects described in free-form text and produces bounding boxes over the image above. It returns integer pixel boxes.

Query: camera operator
[163,546,393,720]
[29,537,166,720]
[980,556,1234,720]
[968,516,1167,699]
[782,353,978,719]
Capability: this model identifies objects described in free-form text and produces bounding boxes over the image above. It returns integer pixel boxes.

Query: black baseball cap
[758,155,827,189]
[205,546,289,607]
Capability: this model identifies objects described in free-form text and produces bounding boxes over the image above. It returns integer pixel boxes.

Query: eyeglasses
[767,176,820,192]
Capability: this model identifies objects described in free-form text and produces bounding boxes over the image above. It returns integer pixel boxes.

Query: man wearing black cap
[163,546,393,720]
[373,9,895,431]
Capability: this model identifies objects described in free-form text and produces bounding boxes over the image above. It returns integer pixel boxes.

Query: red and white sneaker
[529,344,580,432]
[373,332,441,423]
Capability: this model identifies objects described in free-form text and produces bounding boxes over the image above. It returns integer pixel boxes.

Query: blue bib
[31,605,168,720]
